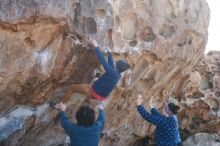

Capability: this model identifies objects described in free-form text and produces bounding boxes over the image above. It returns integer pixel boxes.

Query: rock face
[177,51,220,143]
[183,133,220,146]
[0,0,215,146]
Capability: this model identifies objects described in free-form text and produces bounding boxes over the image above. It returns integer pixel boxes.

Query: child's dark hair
[75,106,95,127]
[168,102,180,115]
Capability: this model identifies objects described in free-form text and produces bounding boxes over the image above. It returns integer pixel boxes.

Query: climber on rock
[59,39,130,102]
[136,95,182,146]
[54,102,105,146]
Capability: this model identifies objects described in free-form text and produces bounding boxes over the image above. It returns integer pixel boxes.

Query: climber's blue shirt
[137,105,181,146]
[92,47,121,97]
[59,110,105,146]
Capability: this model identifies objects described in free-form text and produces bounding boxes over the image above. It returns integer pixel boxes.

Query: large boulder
[0,0,215,146]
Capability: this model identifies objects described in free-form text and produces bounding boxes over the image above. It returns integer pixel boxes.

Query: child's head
[168,102,180,115]
[75,105,95,127]
[163,102,180,116]
[116,60,130,73]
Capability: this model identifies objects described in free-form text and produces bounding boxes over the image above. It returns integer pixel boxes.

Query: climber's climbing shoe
[92,69,102,78]
[96,73,102,78]
[49,101,59,110]
[91,69,98,78]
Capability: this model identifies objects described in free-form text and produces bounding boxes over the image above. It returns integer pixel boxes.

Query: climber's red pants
[90,86,106,101]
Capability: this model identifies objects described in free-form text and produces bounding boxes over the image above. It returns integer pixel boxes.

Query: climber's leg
[49,84,92,109]
[62,84,92,102]
[92,68,103,79]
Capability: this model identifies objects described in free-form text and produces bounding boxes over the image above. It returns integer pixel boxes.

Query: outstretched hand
[149,96,157,109]
[91,39,98,48]
[105,47,112,53]
[137,94,143,106]
[97,101,106,110]
[55,102,66,111]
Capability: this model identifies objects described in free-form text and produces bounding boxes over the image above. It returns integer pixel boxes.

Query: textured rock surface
[183,133,220,146]
[177,51,220,143]
[0,0,216,146]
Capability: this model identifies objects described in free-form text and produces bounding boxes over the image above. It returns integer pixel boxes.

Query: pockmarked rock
[0,0,216,146]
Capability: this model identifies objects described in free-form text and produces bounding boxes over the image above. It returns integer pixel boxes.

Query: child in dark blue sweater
[136,95,182,146]
[61,39,130,102]
[55,102,105,146]
[91,46,129,100]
